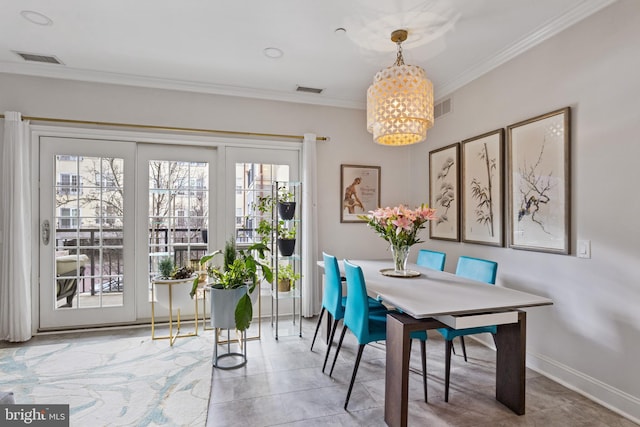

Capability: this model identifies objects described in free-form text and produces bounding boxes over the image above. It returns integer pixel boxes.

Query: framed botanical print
[507,107,571,254]
[461,129,505,246]
[340,164,381,223]
[429,143,460,241]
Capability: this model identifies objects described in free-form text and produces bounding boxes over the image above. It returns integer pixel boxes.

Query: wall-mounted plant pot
[278,202,296,220]
[277,238,296,257]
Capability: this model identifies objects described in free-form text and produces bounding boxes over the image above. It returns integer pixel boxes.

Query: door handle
[41,220,50,245]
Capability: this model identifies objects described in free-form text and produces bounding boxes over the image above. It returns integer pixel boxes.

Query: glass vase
[390,244,411,275]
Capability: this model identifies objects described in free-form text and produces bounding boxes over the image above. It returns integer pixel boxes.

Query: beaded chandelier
[366,29,434,146]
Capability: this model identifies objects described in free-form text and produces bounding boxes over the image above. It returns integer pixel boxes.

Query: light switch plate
[577,240,591,259]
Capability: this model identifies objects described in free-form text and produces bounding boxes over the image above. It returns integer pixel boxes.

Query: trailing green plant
[252,194,275,244]
[255,218,273,244]
[253,194,274,214]
[191,238,272,331]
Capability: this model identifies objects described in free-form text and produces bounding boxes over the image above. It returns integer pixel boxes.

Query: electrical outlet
[577,240,591,259]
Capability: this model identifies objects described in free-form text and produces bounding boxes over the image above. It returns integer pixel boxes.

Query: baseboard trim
[526,351,640,424]
[465,334,640,424]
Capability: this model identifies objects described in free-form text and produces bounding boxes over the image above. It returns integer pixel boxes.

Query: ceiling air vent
[434,97,452,119]
[296,85,323,94]
[14,51,63,65]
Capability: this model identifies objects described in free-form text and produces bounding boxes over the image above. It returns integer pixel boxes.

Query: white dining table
[318,259,553,427]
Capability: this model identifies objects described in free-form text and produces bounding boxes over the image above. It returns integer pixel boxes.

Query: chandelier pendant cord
[395,41,405,66]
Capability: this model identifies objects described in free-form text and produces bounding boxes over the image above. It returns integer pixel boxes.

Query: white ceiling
[0,0,615,109]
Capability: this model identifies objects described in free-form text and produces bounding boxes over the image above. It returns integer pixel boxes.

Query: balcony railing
[55,227,210,295]
[54,225,266,295]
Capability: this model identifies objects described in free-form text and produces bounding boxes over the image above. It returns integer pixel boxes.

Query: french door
[39,137,136,328]
[38,135,290,330]
[135,144,216,321]
[225,147,299,319]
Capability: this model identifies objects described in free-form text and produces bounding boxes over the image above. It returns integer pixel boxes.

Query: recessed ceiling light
[263,47,283,59]
[20,10,53,26]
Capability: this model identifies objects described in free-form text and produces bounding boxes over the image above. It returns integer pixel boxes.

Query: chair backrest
[322,252,345,319]
[455,256,498,285]
[343,260,371,343]
[416,249,446,271]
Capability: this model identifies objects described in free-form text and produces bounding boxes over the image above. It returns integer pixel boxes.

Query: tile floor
[207,317,636,427]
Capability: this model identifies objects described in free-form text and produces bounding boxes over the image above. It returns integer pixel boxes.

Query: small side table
[151,277,198,346]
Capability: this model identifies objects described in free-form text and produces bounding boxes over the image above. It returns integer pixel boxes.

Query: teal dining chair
[438,255,498,402]
[329,260,428,410]
[311,253,386,373]
[416,249,446,271]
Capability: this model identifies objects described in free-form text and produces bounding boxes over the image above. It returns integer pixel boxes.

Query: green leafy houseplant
[276,263,301,292]
[191,239,272,331]
[277,220,296,239]
[158,258,194,280]
[276,220,297,256]
[277,186,294,202]
[277,186,296,220]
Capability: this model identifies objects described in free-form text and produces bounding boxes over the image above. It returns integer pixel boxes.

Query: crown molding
[435,0,617,101]
[0,62,366,110]
[1,0,615,110]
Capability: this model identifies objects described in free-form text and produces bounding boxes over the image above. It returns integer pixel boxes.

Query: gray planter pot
[209,285,247,329]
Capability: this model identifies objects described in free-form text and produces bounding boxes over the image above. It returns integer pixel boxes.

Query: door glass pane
[235,163,290,245]
[54,155,125,309]
[147,161,209,282]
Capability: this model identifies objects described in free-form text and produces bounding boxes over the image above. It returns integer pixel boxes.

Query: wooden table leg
[384,314,442,426]
[385,313,411,427]
[384,311,525,425]
[495,310,527,415]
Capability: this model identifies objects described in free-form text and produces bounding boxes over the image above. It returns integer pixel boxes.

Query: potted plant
[276,263,301,293]
[191,238,272,331]
[277,186,296,220]
[153,258,196,311]
[277,220,297,256]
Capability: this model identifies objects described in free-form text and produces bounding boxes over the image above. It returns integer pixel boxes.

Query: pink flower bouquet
[358,204,437,248]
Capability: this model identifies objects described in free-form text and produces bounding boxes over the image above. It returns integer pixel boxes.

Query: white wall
[0,72,410,262]
[408,0,640,421]
[1,0,638,421]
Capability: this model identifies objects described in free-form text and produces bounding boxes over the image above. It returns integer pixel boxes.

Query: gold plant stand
[151,277,198,346]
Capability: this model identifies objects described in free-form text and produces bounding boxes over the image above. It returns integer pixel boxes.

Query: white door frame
[38,136,136,329]
[30,124,301,331]
[224,146,300,319]
[135,143,217,321]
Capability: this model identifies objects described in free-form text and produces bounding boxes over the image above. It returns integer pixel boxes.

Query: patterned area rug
[0,327,213,426]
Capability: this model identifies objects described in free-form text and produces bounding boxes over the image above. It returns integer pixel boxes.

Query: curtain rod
[0,114,329,142]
